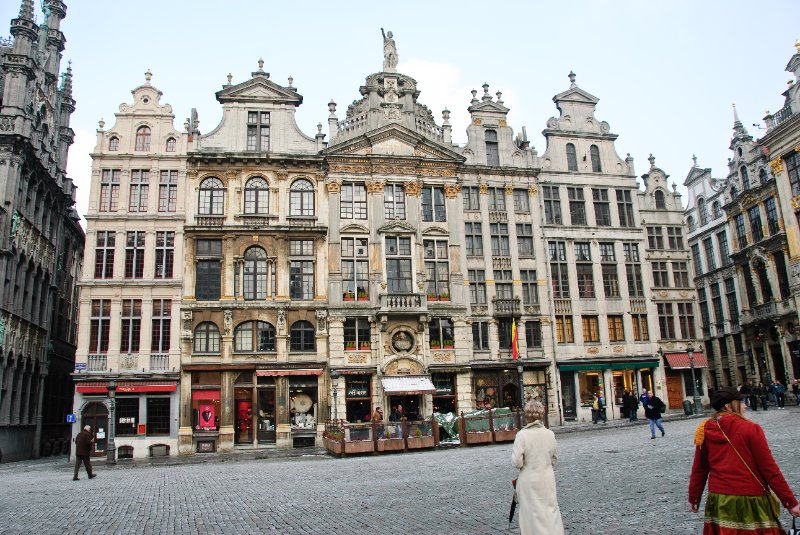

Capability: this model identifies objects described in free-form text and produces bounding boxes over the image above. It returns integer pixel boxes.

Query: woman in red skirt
[689,386,800,533]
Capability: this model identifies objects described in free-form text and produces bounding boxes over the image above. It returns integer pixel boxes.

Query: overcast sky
[2,1,798,227]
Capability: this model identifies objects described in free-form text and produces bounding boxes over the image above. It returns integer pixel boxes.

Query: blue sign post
[66,413,76,423]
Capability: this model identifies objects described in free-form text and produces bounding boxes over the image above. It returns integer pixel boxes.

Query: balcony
[488,211,507,222]
[87,354,107,372]
[195,216,224,227]
[553,299,572,315]
[286,216,318,229]
[492,298,520,316]
[741,298,796,325]
[380,293,422,311]
[150,354,169,371]
[235,214,278,228]
[630,298,647,314]
[492,256,511,269]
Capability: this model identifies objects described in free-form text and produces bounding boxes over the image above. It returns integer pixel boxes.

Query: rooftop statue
[381,28,398,72]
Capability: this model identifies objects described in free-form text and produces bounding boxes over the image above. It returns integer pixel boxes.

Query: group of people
[738,379,792,410]
[512,388,800,535]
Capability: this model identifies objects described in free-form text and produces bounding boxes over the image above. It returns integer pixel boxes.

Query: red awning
[664,353,708,370]
[76,381,177,394]
[256,369,323,377]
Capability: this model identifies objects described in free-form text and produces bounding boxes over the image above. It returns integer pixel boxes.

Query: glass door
[560,371,577,420]
[257,387,276,444]
[81,402,108,457]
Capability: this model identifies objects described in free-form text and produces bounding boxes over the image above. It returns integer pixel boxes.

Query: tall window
[654,190,666,209]
[555,316,574,343]
[154,231,174,279]
[566,143,578,171]
[667,227,683,250]
[647,226,664,250]
[290,321,316,352]
[151,300,171,353]
[472,321,489,350]
[94,231,115,279]
[128,170,149,212]
[244,247,268,300]
[725,278,739,324]
[120,299,142,353]
[89,299,111,353]
[158,170,178,212]
[421,186,446,222]
[549,241,569,298]
[429,318,454,348]
[342,237,369,300]
[698,199,709,226]
[469,269,486,305]
[748,205,763,243]
[513,189,530,213]
[616,190,634,227]
[195,239,222,301]
[490,223,510,256]
[494,270,513,299]
[657,303,676,340]
[235,321,276,352]
[608,316,624,342]
[198,177,224,215]
[340,183,367,219]
[712,201,722,219]
[384,184,406,219]
[698,288,710,335]
[289,240,314,300]
[764,197,779,235]
[485,130,500,166]
[385,236,412,292]
[734,214,747,248]
[194,322,220,353]
[740,166,750,190]
[652,261,669,287]
[677,302,696,339]
[516,224,534,257]
[526,321,542,348]
[632,314,649,341]
[244,177,270,215]
[246,111,270,151]
[672,262,689,288]
[582,316,599,343]
[135,126,151,151]
[463,186,480,211]
[593,188,611,226]
[600,242,619,298]
[343,318,371,350]
[711,283,724,327]
[687,216,696,232]
[568,187,586,226]
[108,137,119,151]
[487,188,506,211]
[289,179,315,216]
[575,242,594,298]
[590,145,601,172]
[125,231,145,279]
[424,240,450,300]
[543,186,562,225]
[703,237,717,270]
[166,137,176,152]
[786,152,800,197]
[623,243,644,297]
[520,270,538,305]
[465,222,483,257]
[99,169,120,212]
[691,244,704,276]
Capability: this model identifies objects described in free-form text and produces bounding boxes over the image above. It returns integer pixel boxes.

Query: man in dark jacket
[73,425,97,481]
[644,390,666,439]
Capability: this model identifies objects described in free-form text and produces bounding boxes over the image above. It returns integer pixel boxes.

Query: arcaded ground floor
[1,409,799,534]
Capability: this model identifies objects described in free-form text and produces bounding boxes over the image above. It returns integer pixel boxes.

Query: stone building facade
[71,72,186,459]
[0,0,84,462]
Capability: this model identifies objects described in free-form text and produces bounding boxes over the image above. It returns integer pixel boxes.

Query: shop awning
[664,352,708,370]
[76,381,177,394]
[256,369,323,377]
[609,361,660,370]
[558,363,610,372]
[381,375,436,395]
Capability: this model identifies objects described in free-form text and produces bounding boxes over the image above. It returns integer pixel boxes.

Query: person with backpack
[644,390,666,439]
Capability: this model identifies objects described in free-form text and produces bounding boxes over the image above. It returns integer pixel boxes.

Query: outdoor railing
[87,354,107,372]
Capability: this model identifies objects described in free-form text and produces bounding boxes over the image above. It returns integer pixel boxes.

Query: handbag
[789,517,799,535]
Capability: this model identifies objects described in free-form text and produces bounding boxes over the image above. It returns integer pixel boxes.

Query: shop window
[474,374,499,410]
[290,376,318,429]
[192,373,220,432]
[578,371,603,406]
[345,376,371,423]
[290,321,316,352]
[115,397,139,436]
[146,398,170,436]
[432,374,456,414]
[257,375,276,443]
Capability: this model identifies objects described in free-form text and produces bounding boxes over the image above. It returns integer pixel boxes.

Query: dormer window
[246,111,270,151]
[135,126,151,151]
[590,145,602,172]
[166,137,176,152]
[109,137,119,151]
[485,130,499,166]
[566,143,578,171]
[654,190,666,209]
[740,166,750,190]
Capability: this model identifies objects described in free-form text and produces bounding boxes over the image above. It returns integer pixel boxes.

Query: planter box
[376,438,406,452]
[406,435,435,449]
[493,429,517,442]
[465,431,493,444]
[325,438,343,455]
[344,440,374,454]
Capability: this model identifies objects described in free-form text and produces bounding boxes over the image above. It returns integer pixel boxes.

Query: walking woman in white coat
[511,400,565,534]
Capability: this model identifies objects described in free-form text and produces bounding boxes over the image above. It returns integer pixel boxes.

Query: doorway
[81,402,108,457]
[666,373,683,410]
[388,395,420,421]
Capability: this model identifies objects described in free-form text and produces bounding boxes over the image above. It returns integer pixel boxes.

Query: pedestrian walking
[591,393,599,424]
[792,379,800,406]
[597,392,607,423]
[639,388,649,413]
[511,400,565,535]
[73,424,97,481]
[774,380,786,409]
[748,380,759,411]
[644,390,666,439]
[758,382,769,410]
[688,386,800,533]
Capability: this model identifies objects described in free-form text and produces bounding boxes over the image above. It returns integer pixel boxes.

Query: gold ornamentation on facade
[473,118,482,125]
[432,352,455,363]
[225,170,238,180]
[186,169,198,179]
[612,346,625,353]
[276,171,289,181]
[479,183,489,194]
[769,157,784,175]
[366,180,386,194]
[504,183,513,196]
[528,185,538,196]
[404,180,422,196]
[792,195,800,210]
[443,183,461,198]
[326,180,342,193]
[346,353,369,364]
[499,120,507,127]
[587,347,600,354]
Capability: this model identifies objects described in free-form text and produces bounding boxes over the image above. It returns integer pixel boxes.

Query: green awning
[558,363,610,371]
[609,361,660,370]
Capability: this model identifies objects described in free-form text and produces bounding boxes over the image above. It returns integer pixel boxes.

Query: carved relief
[276,171,289,181]
[390,330,415,354]
[432,352,455,363]
[316,309,328,333]
[326,180,342,193]
[612,346,625,353]
[587,347,600,354]
[769,157,784,175]
[120,354,137,370]
[346,353,369,364]
[528,185,538,197]
[792,195,800,210]
[404,180,422,196]
[504,183,513,196]
[182,311,193,339]
[443,183,461,199]
[223,310,233,335]
[366,180,386,194]
[479,183,488,194]
[473,118,482,125]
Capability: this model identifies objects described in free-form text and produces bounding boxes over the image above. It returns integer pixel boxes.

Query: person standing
[792,379,800,406]
[748,380,759,411]
[597,392,607,423]
[511,400,565,535]
[644,390,666,439]
[626,391,639,422]
[591,393,599,424]
[688,387,800,533]
[774,380,786,409]
[739,381,751,408]
[73,425,97,481]
[621,390,631,420]
[758,382,769,410]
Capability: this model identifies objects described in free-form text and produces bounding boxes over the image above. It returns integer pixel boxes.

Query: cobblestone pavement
[2,409,800,535]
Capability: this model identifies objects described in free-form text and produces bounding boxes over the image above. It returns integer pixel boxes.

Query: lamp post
[686,345,703,415]
[106,380,117,464]
[330,370,339,422]
[517,364,525,412]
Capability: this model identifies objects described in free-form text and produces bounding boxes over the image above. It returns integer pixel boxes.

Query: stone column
[275,376,291,448]
[178,369,193,455]
[30,372,46,458]
[218,370,235,452]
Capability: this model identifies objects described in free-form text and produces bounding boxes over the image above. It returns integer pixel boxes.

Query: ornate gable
[216,75,302,106]
[324,123,464,162]
[377,221,417,234]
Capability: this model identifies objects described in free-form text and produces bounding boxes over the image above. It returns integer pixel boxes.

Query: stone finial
[482,82,491,101]
[470,89,478,104]
[144,69,152,83]
[496,91,503,105]
[442,108,451,125]
[317,123,323,134]
[568,70,576,86]
[227,73,232,85]
[61,60,73,97]
[795,39,800,54]
[19,0,34,20]
[258,58,264,71]
[98,118,105,130]
[648,153,656,167]
[288,75,294,88]
[692,154,698,167]
[673,183,678,192]
[184,120,190,132]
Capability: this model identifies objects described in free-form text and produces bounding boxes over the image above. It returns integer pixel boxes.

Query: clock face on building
[391,330,415,353]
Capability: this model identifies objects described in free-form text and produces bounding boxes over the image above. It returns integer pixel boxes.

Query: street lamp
[106,380,117,464]
[330,370,339,422]
[517,364,525,411]
[686,345,703,415]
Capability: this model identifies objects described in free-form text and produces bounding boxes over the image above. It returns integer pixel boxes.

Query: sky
[2,1,798,227]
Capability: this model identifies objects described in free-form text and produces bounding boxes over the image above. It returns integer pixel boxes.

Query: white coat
[511,421,564,535]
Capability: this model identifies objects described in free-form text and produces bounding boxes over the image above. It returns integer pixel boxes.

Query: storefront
[380,375,436,421]
[470,362,551,415]
[662,352,708,410]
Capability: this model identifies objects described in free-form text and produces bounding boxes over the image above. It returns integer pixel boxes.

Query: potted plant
[406,426,435,449]
[430,340,441,349]
[427,292,438,302]
[359,341,370,351]
[357,289,368,300]
[438,292,450,301]
[343,290,355,301]
[344,341,356,350]
[443,339,454,349]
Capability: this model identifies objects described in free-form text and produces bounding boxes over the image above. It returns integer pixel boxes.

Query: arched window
[135,126,151,151]
[166,137,176,152]
[566,143,578,171]
[290,320,316,352]
[698,198,709,226]
[289,179,315,216]
[243,247,267,300]
[244,177,269,214]
[712,201,722,219]
[654,190,666,209]
[234,321,276,352]
[729,186,738,201]
[109,137,119,151]
[687,216,696,232]
[485,130,499,166]
[590,145,601,172]
[194,322,220,353]
[759,168,768,183]
[198,177,224,215]
[740,166,750,190]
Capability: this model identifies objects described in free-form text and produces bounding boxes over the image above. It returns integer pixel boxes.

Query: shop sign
[347,387,369,397]
[74,363,86,371]
[435,385,453,395]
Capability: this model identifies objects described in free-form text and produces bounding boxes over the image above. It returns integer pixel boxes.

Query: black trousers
[73,455,93,479]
